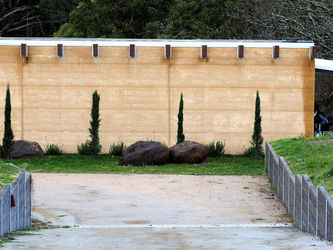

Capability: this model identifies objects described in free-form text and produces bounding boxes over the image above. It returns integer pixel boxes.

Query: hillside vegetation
[271,136,333,194]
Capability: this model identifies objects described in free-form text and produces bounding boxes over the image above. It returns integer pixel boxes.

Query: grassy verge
[271,136,333,195]
[0,164,20,186]
[1,155,264,176]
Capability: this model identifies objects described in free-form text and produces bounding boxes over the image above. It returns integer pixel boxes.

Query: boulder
[11,140,45,159]
[119,141,169,166]
[169,141,208,164]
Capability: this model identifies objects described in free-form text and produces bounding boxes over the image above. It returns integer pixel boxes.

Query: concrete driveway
[2,174,332,249]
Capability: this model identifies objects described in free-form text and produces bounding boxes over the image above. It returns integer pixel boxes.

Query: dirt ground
[31,173,290,225]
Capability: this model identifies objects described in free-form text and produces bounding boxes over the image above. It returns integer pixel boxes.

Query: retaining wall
[0,38,315,155]
[0,172,31,236]
[265,142,333,240]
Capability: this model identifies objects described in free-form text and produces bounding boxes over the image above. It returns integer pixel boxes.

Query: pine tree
[2,85,14,159]
[88,90,101,155]
[245,90,264,158]
[177,93,185,144]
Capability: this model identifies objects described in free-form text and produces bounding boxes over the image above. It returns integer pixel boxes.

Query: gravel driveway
[2,173,332,249]
[30,174,290,225]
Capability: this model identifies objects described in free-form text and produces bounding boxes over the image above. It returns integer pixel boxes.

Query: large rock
[169,141,208,164]
[119,141,169,166]
[11,140,45,159]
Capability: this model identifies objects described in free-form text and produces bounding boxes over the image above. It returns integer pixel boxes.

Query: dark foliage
[208,141,225,157]
[88,90,101,155]
[315,72,333,116]
[45,144,63,155]
[39,0,79,36]
[177,93,185,144]
[54,0,240,38]
[77,90,101,156]
[55,0,173,38]
[245,91,264,158]
[2,85,14,159]
[161,0,240,39]
[0,0,41,36]
[0,0,78,37]
[109,142,126,157]
[77,141,91,155]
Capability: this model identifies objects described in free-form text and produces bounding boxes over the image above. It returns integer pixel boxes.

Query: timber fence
[0,171,32,236]
[265,142,333,240]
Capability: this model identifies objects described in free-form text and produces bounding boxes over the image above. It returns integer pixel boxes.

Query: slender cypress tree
[177,93,185,144]
[89,90,101,155]
[2,85,14,159]
[246,90,264,158]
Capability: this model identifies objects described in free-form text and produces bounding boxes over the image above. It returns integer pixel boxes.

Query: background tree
[0,0,78,37]
[0,0,41,36]
[39,0,79,36]
[245,91,263,158]
[237,0,333,59]
[160,0,240,39]
[177,93,185,144]
[55,0,173,38]
[54,0,240,39]
[2,85,14,159]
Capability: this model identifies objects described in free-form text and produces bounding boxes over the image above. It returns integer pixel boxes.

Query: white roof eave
[0,38,315,48]
[315,59,333,72]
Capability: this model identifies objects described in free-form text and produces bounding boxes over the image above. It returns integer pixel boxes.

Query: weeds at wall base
[45,144,63,155]
[0,219,71,247]
[0,228,37,247]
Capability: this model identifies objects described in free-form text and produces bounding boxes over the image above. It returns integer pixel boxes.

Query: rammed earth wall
[0,172,31,236]
[0,38,316,154]
[265,142,333,240]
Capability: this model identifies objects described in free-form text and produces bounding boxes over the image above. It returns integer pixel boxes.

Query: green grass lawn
[0,164,20,186]
[0,155,264,176]
[271,136,333,194]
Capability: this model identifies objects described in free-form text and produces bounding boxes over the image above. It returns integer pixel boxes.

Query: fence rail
[265,142,333,240]
[0,171,31,236]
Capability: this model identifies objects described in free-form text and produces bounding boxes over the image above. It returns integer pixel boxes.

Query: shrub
[244,146,261,158]
[77,141,91,155]
[2,85,14,159]
[45,144,63,155]
[245,90,264,158]
[109,142,126,156]
[177,92,185,144]
[208,141,225,157]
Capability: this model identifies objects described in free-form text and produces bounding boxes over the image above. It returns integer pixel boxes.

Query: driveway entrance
[2,174,332,249]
